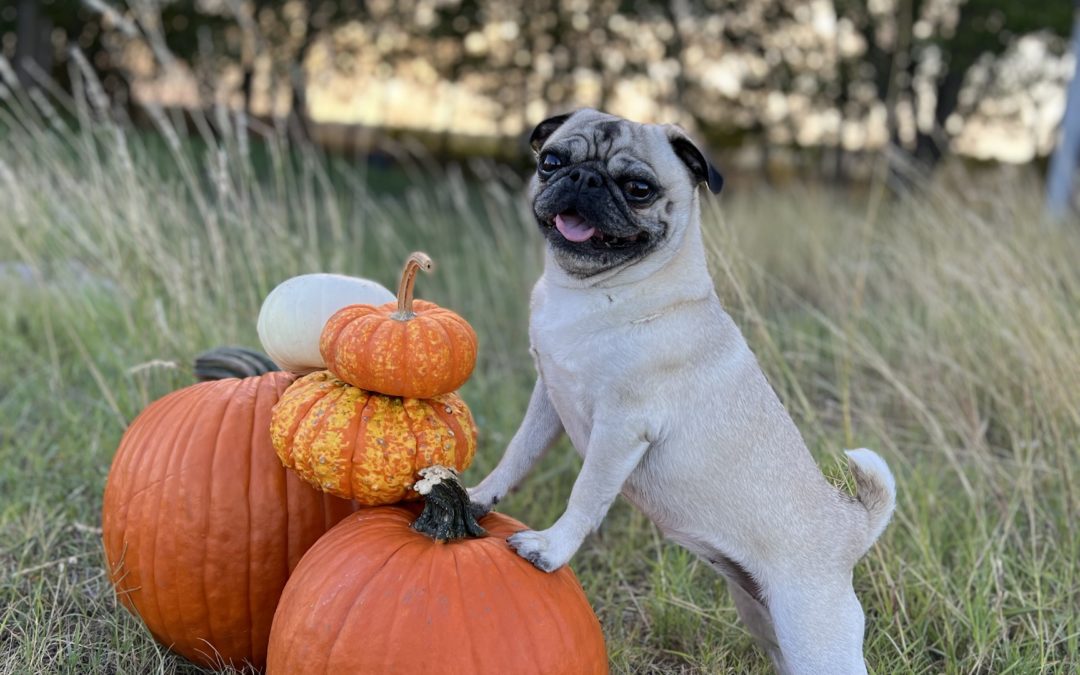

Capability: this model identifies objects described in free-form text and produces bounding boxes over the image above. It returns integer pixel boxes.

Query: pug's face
[528,109,722,278]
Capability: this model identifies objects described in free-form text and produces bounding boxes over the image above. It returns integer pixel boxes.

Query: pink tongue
[554,213,596,242]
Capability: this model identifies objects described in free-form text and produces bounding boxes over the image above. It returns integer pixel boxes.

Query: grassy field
[1,90,1079,674]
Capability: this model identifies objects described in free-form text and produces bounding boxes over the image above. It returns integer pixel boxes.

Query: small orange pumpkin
[270,370,477,503]
[266,467,609,675]
[319,252,478,398]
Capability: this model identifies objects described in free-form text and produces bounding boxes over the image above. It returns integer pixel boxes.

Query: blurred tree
[3,0,129,101]
[0,1,356,121]
[3,0,1072,170]
[835,0,1073,167]
[152,0,355,129]
[13,0,51,86]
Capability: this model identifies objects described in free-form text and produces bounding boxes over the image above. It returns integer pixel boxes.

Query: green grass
[2,92,1079,673]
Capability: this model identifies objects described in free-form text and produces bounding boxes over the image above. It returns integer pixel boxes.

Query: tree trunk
[15,0,53,85]
[241,67,255,112]
[913,65,965,168]
[287,0,319,143]
[1047,5,1080,217]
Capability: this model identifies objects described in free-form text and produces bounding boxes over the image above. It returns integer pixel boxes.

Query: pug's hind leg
[728,580,790,675]
[705,554,790,675]
[768,574,868,675]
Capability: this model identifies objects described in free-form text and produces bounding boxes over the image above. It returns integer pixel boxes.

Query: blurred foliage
[2,0,126,95]
[1,0,1074,165]
[837,0,1074,162]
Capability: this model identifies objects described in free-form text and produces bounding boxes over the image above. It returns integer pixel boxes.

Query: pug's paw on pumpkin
[507,529,573,572]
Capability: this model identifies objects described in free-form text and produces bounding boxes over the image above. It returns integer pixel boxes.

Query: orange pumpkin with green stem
[319,252,478,398]
[266,467,609,675]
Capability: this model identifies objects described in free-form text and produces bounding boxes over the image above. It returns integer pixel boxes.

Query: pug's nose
[568,168,603,190]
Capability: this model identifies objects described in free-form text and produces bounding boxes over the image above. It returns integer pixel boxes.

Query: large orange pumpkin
[266,467,609,675]
[270,370,477,503]
[319,251,478,398]
[102,371,358,670]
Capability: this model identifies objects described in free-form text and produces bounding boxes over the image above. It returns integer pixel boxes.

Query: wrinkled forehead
[542,113,672,178]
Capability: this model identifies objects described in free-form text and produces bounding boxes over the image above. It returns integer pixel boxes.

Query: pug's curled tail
[845,448,896,553]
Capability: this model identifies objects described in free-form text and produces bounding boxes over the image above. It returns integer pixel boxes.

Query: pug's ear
[529,112,575,153]
[667,128,724,194]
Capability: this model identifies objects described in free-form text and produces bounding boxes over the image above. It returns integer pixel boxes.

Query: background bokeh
[3,0,1074,168]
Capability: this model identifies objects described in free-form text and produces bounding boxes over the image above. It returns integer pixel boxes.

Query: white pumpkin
[257,273,395,373]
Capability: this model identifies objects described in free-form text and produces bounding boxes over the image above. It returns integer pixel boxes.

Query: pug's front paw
[466,486,500,520]
[507,529,571,572]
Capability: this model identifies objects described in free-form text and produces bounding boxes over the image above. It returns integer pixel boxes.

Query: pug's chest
[533,350,597,454]
[530,319,624,454]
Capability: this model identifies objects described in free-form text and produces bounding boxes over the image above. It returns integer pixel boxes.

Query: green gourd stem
[411,466,487,542]
[392,251,433,321]
[192,346,280,381]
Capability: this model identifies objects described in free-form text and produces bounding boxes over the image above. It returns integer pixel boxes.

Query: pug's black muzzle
[533,163,640,239]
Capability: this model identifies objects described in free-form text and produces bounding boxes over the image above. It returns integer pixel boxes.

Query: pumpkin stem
[392,252,433,320]
[411,466,486,542]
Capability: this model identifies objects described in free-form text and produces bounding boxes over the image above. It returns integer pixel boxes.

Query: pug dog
[467,109,896,675]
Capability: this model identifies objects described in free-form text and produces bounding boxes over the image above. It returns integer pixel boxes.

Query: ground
[0,110,1077,673]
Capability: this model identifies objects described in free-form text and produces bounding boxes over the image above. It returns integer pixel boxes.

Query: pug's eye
[623,180,654,202]
[538,152,562,178]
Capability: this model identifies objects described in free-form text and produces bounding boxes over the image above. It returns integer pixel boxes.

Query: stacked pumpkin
[270,252,479,505]
[101,252,608,674]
